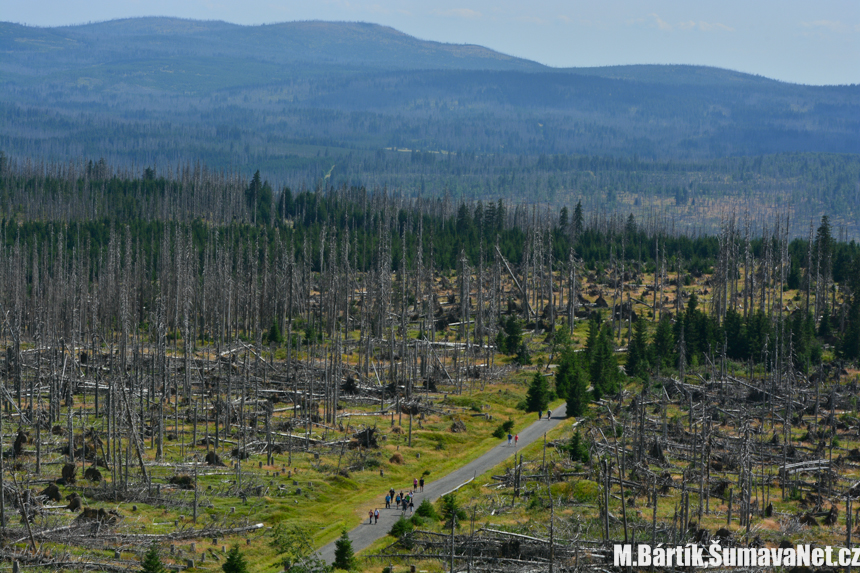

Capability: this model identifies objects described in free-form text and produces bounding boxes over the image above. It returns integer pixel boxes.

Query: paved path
[318,403,568,563]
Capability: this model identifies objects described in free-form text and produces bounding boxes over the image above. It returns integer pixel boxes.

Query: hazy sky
[6,0,858,85]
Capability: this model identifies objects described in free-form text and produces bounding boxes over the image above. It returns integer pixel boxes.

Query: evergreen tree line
[1,158,860,372]
[2,156,859,278]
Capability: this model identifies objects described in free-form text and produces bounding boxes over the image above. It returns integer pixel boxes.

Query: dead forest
[0,160,859,572]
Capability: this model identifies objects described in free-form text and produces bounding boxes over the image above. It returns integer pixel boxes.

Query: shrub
[571,480,600,503]
[563,430,590,464]
[514,343,532,366]
[389,453,404,464]
[388,515,413,538]
[438,493,468,528]
[527,495,545,510]
[269,524,329,573]
[415,499,439,520]
[492,419,515,439]
[364,458,381,469]
[265,321,283,345]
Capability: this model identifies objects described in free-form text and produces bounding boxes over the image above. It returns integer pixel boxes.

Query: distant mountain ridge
[0,16,858,194]
[1,17,546,76]
[2,17,817,88]
[568,65,783,87]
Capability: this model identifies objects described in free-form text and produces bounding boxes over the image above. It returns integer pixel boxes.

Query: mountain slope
[0,18,545,82]
[0,16,858,192]
[567,64,782,87]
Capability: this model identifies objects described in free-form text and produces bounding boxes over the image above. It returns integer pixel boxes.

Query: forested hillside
[3,15,860,572]
[2,18,860,237]
[0,159,860,571]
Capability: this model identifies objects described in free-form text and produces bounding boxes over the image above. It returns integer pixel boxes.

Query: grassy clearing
[23,368,544,572]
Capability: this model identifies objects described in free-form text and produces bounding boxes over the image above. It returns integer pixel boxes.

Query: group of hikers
[369,476,426,524]
[506,409,554,446]
[367,409,560,525]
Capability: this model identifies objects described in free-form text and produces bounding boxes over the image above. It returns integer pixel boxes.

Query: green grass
[22,371,544,572]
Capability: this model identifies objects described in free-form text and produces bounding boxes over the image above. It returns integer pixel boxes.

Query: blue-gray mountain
[1,17,859,231]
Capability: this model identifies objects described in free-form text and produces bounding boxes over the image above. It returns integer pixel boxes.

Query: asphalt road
[318,402,568,563]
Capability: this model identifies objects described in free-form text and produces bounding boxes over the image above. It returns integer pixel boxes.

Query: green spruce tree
[572,200,584,237]
[841,299,860,362]
[590,325,619,400]
[140,545,166,573]
[554,347,575,400]
[625,317,650,379]
[565,430,590,463]
[266,321,283,346]
[222,546,249,573]
[585,312,602,362]
[514,342,532,366]
[333,530,357,571]
[438,493,468,529]
[650,315,674,373]
[505,316,524,355]
[525,370,551,412]
[563,353,589,417]
[818,305,833,341]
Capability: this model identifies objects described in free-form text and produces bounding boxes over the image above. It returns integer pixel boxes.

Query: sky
[5,0,859,85]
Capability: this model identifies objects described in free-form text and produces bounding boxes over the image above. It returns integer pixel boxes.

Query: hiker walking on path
[507,433,513,446]
[413,477,418,489]
[538,410,542,420]
[368,510,373,524]
[317,402,569,565]
[374,509,379,524]
[514,434,519,447]
[385,494,391,508]
[547,409,552,420]
[419,477,424,491]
